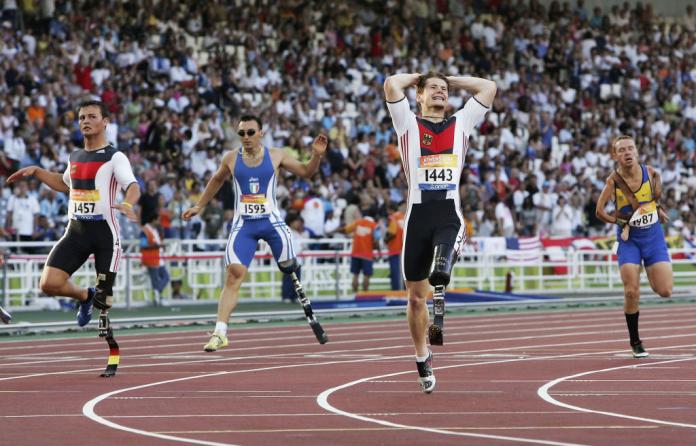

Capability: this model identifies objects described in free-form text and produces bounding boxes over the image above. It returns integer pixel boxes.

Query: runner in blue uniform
[596,135,672,358]
[182,115,328,351]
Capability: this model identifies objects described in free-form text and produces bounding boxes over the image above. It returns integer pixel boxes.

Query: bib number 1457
[73,202,95,214]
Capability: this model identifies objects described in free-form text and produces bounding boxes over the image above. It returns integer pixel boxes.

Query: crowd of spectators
[1,0,695,253]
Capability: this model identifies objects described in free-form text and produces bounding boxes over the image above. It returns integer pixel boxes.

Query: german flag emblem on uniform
[422,133,433,146]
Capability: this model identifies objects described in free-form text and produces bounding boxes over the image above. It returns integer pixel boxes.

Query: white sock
[415,352,429,362]
[215,322,228,336]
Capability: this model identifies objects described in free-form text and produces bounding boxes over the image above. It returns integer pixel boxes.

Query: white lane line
[5,316,696,369]
[152,425,656,434]
[537,356,696,429]
[82,355,402,446]
[3,304,694,355]
[5,327,696,383]
[0,410,577,419]
[316,343,696,446]
[81,339,637,446]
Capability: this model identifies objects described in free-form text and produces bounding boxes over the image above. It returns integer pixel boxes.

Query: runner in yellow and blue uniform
[613,164,670,268]
[596,135,673,359]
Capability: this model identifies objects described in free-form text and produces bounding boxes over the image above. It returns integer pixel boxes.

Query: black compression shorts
[46,220,120,276]
[403,199,464,282]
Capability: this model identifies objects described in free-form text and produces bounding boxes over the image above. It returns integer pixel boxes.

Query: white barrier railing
[1,240,695,310]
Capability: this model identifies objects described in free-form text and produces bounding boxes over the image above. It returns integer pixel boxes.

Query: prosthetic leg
[428,244,456,346]
[0,305,12,324]
[279,259,328,344]
[94,273,120,377]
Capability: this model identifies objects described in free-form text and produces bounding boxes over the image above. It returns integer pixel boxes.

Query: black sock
[625,311,640,345]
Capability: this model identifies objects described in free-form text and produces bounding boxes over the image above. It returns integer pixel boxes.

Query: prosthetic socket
[429,244,456,287]
[93,272,116,311]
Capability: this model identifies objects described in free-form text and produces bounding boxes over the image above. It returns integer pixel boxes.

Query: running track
[2,304,696,446]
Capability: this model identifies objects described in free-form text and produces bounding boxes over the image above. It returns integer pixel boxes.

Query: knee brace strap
[428,244,456,287]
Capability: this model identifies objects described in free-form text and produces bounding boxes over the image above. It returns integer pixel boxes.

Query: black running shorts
[46,220,119,276]
[403,199,464,282]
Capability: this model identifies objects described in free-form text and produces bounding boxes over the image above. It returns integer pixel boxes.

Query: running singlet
[62,145,138,221]
[615,164,658,229]
[232,147,278,220]
[386,96,489,205]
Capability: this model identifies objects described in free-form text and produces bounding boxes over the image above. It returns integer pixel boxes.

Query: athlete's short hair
[610,135,635,154]
[416,72,449,94]
[239,114,263,130]
[77,100,109,119]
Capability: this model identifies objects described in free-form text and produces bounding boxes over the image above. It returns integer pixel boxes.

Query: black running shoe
[631,342,649,358]
[416,349,436,394]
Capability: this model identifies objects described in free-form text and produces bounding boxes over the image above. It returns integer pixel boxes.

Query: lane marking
[316,343,696,445]
[153,425,656,434]
[537,356,696,429]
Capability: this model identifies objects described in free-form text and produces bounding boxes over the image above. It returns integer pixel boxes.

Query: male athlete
[384,72,496,393]
[6,100,140,325]
[182,115,328,351]
[596,135,672,358]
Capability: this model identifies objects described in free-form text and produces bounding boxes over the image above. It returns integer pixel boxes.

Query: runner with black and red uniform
[384,71,496,393]
[6,100,140,324]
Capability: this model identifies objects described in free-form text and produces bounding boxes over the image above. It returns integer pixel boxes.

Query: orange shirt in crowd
[141,223,162,267]
[386,210,405,255]
[27,105,46,127]
[345,216,377,260]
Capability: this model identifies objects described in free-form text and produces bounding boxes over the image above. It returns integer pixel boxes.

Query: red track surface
[2,304,696,446]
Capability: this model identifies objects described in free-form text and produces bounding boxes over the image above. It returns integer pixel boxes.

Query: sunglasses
[237,129,257,137]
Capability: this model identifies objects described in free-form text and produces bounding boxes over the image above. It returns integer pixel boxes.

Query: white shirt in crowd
[495,201,515,237]
[7,193,40,236]
[301,196,325,237]
[550,202,574,237]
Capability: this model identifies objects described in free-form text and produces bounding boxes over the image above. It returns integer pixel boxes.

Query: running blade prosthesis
[428,285,445,346]
[98,312,119,377]
[0,305,12,324]
[293,273,328,344]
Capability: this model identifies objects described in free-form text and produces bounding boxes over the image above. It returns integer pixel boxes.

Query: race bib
[239,194,272,218]
[70,189,100,218]
[417,154,458,191]
[629,202,658,228]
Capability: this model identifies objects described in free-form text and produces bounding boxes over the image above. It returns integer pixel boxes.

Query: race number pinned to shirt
[629,202,658,228]
[240,194,272,218]
[70,189,101,220]
[417,154,458,190]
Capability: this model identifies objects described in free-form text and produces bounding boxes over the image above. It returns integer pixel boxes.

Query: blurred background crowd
[1,0,695,251]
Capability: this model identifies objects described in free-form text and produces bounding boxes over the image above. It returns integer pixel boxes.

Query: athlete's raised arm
[6,166,69,193]
[383,73,421,103]
[446,76,497,108]
[279,134,328,179]
[182,151,234,220]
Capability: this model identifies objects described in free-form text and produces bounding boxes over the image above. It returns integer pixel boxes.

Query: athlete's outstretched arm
[182,151,234,220]
[383,73,420,102]
[595,177,619,225]
[5,166,69,193]
[279,134,328,179]
[446,76,497,108]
